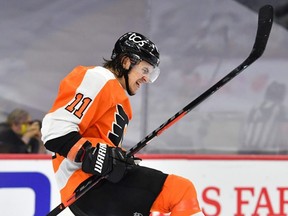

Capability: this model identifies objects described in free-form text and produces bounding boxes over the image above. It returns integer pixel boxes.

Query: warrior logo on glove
[94,143,107,173]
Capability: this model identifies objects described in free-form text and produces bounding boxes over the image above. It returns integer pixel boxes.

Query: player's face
[127,60,153,95]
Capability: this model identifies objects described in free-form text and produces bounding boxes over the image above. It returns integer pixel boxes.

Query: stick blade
[252,5,274,58]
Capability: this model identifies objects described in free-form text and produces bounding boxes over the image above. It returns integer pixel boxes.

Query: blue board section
[0,172,51,216]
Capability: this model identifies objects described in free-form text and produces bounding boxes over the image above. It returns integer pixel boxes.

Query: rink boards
[0,154,287,216]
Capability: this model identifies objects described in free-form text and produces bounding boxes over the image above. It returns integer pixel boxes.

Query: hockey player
[42,32,204,216]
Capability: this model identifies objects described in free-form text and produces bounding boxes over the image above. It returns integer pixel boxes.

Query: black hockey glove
[76,143,137,183]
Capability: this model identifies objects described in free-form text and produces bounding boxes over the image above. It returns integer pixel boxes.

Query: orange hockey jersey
[41,65,132,202]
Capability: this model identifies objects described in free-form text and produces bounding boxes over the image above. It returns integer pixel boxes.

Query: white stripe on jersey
[55,159,81,190]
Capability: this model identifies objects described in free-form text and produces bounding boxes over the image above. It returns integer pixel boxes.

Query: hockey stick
[47,5,273,216]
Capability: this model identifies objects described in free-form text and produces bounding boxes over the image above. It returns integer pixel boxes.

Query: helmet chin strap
[123,66,134,96]
[123,56,138,96]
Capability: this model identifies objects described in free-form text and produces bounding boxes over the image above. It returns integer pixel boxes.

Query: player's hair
[103,53,141,78]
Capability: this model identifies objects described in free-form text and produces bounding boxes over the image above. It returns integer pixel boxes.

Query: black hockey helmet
[111,32,160,83]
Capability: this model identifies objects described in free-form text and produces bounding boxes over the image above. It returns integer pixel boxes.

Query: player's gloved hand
[76,142,137,183]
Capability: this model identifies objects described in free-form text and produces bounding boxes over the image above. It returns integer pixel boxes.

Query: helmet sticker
[128,33,148,47]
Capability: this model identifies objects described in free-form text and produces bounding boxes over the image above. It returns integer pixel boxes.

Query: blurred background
[0,0,288,154]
